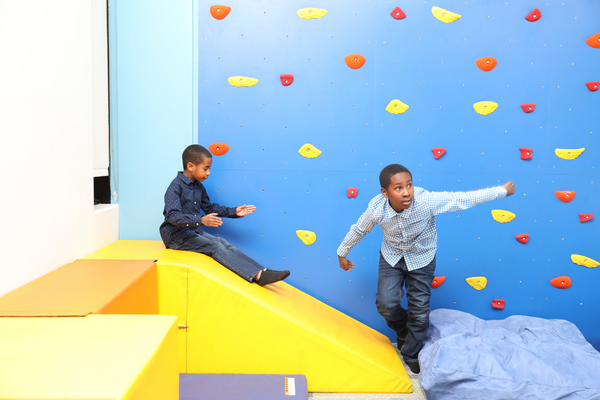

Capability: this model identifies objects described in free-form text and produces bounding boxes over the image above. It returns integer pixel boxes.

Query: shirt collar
[177,171,196,186]
[384,197,414,219]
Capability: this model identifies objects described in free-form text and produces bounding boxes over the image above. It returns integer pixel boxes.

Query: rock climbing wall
[198,1,600,342]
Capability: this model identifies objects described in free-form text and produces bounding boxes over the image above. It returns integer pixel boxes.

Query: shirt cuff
[337,246,350,258]
[496,186,508,199]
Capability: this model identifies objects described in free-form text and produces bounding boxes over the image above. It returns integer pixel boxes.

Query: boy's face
[186,157,212,182]
[381,172,414,213]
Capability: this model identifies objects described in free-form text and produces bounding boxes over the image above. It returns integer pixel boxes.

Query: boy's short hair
[379,164,412,189]
[182,145,212,169]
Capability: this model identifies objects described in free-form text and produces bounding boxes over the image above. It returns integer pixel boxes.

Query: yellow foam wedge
[491,209,515,223]
[473,101,498,115]
[571,254,599,268]
[555,148,585,160]
[386,99,409,114]
[466,276,487,290]
[85,241,412,393]
[228,76,259,87]
[431,6,461,23]
[0,314,178,400]
[297,8,328,19]
[298,143,322,158]
[296,230,317,245]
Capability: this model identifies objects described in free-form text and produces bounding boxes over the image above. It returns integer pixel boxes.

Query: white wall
[0,0,118,297]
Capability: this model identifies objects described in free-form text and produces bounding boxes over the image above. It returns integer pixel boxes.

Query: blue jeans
[168,232,264,282]
[376,253,436,364]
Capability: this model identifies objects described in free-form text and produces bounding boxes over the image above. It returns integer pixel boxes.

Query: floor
[308,343,427,400]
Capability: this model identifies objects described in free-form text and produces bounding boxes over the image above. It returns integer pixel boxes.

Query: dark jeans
[169,232,264,282]
[376,253,436,364]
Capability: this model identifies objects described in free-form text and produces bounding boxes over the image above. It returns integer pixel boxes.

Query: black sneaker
[396,335,405,348]
[407,361,420,374]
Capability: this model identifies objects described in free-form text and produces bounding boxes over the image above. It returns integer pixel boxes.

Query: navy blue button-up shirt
[160,172,239,246]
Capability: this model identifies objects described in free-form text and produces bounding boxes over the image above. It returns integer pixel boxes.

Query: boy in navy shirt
[160,145,290,286]
[337,164,515,373]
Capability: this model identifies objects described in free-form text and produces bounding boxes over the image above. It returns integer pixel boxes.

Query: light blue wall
[112,0,600,343]
[110,0,195,239]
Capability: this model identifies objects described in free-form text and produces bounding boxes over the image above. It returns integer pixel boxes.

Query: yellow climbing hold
[385,99,410,114]
[491,210,516,223]
[571,254,599,268]
[227,76,259,87]
[555,148,585,160]
[431,6,461,23]
[473,101,498,115]
[298,143,322,158]
[297,8,328,19]
[296,230,317,245]
[466,276,487,290]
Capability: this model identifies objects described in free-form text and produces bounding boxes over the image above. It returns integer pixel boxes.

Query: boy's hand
[338,256,355,272]
[201,213,222,227]
[503,181,516,196]
[236,204,257,217]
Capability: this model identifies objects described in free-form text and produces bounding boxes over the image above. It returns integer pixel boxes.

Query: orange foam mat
[85,240,412,393]
[0,259,158,316]
[0,314,178,400]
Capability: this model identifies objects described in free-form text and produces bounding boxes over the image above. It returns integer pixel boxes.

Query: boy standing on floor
[160,144,290,286]
[337,164,515,373]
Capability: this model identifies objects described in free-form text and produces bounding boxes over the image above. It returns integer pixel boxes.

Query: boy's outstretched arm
[428,181,515,216]
[337,208,377,272]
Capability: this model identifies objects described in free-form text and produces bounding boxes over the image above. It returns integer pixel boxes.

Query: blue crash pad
[179,373,308,400]
[419,309,600,400]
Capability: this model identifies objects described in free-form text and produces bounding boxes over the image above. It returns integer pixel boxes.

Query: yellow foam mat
[0,314,178,400]
[85,241,412,393]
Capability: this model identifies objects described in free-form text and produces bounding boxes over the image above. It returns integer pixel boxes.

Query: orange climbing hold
[492,299,505,309]
[519,148,533,160]
[431,276,445,289]
[520,103,535,113]
[280,74,294,86]
[586,81,599,91]
[348,187,357,198]
[550,276,571,289]
[515,233,529,244]
[432,148,446,159]
[345,54,366,69]
[586,33,600,48]
[208,142,230,156]
[555,191,575,203]
[391,7,406,19]
[475,57,497,72]
[525,8,541,22]
[210,5,231,20]
[579,214,593,223]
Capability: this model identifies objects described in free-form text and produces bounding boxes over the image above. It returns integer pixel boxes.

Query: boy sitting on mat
[337,164,515,373]
[160,144,290,286]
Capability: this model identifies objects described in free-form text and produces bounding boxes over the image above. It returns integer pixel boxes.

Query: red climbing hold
[520,103,536,113]
[550,276,571,289]
[475,57,497,72]
[348,187,358,198]
[210,5,231,20]
[586,33,600,49]
[525,8,541,22]
[432,148,446,159]
[280,74,294,86]
[555,191,575,203]
[208,142,230,156]
[431,276,446,289]
[515,233,530,244]
[519,148,533,160]
[586,81,600,91]
[345,54,366,69]
[579,214,593,223]
[492,299,505,309]
[390,7,406,19]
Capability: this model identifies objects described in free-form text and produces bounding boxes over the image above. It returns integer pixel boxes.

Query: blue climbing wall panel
[198,0,600,342]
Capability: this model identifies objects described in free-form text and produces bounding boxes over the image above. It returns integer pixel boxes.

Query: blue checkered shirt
[337,186,507,271]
